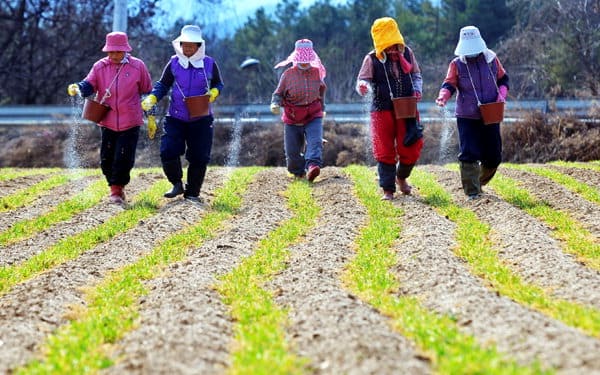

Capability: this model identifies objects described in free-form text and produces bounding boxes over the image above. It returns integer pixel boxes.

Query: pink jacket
[84,55,152,131]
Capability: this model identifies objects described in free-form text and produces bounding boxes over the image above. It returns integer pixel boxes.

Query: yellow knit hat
[371,17,405,60]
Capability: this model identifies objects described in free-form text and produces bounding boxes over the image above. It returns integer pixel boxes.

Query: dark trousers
[457,117,502,168]
[160,116,214,183]
[100,126,140,186]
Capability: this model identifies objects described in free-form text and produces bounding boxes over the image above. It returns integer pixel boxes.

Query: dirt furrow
[0,170,223,373]
[499,167,600,238]
[0,173,53,198]
[394,192,600,373]
[0,174,98,232]
[424,165,600,308]
[269,168,431,374]
[549,165,600,188]
[0,173,161,267]
[104,168,291,375]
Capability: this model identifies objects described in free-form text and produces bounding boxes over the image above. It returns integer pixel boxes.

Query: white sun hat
[173,25,205,44]
[171,25,206,68]
[454,26,487,56]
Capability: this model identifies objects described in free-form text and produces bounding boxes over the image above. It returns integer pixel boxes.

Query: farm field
[0,162,599,374]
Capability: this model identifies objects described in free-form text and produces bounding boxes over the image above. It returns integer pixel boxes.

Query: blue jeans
[284,117,323,176]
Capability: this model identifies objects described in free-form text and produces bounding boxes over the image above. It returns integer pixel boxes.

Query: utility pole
[112,0,128,32]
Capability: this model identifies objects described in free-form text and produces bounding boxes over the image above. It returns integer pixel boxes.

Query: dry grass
[0,112,598,168]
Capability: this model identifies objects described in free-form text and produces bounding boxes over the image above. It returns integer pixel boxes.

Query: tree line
[0,0,598,105]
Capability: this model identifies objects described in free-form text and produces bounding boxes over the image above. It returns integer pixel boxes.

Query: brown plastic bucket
[82,99,110,123]
[185,94,210,118]
[392,96,417,119]
[479,101,504,125]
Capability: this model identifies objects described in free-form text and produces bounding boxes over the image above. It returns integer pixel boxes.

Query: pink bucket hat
[274,38,326,79]
[102,31,132,52]
[293,39,316,63]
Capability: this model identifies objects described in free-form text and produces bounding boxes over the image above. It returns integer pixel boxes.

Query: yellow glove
[147,115,157,139]
[67,83,80,97]
[270,103,281,115]
[141,94,157,111]
[209,88,219,103]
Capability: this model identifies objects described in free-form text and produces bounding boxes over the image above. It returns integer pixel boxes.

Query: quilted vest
[370,47,414,112]
[454,55,499,119]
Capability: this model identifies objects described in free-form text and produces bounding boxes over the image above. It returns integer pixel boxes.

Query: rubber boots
[162,159,184,198]
[396,163,415,195]
[184,164,207,202]
[164,182,184,198]
[459,161,482,197]
[480,165,498,186]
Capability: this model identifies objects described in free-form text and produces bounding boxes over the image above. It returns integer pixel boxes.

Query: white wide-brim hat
[454,26,487,56]
[172,25,205,45]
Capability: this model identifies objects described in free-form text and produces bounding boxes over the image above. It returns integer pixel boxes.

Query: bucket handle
[175,67,211,101]
[97,63,124,105]
[380,52,416,100]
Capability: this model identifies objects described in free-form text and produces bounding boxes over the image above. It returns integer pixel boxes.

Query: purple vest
[168,56,214,121]
[455,55,498,119]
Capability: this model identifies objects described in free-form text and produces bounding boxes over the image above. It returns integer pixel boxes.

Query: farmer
[270,38,327,182]
[141,25,224,203]
[356,17,424,201]
[67,31,153,204]
[435,26,509,200]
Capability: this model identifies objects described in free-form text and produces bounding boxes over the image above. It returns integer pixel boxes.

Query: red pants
[370,110,423,165]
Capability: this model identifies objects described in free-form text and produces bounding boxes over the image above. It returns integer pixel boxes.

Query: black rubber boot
[480,165,498,186]
[162,159,184,198]
[164,181,184,198]
[184,164,207,201]
[460,161,482,197]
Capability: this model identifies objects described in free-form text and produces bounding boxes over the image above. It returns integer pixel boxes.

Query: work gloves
[141,94,157,111]
[209,88,219,103]
[147,115,157,139]
[67,83,80,97]
[497,85,508,102]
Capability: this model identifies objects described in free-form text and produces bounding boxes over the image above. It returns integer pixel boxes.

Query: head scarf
[371,17,405,60]
[274,39,326,80]
[172,25,206,68]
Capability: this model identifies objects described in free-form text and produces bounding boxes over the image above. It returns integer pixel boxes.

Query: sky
[159,0,348,36]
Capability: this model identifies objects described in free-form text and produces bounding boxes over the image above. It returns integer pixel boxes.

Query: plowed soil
[0,164,599,374]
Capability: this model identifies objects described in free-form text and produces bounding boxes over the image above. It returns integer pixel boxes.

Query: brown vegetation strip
[394,189,600,372]
[0,171,221,373]
[105,168,291,374]
[269,168,430,374]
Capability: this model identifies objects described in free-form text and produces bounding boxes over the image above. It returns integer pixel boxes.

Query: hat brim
[173,35,204,45]
[102,45,132,52]
[454,38,487,56]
